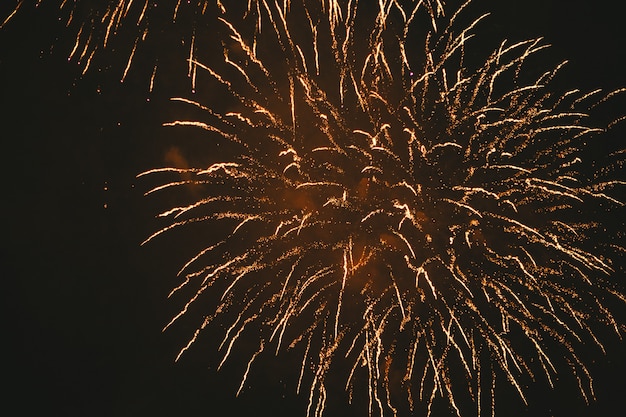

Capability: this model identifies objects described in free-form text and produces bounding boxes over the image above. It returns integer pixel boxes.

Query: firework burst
[136,1,626,416]
[2,0,219,89]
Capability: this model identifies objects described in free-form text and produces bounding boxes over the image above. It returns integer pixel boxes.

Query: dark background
[1,1,624,416]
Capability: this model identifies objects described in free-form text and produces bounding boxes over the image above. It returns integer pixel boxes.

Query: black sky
[1,1,624,416]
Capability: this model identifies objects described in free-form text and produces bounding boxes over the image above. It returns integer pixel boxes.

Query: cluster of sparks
[3,0,213,88]
[6,0,624,416]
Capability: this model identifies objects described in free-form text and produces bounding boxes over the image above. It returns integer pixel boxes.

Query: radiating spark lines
[3,0,214,87]
[136,2,626,415]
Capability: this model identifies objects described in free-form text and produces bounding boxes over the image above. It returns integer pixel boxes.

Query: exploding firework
[2,0,220,89]
[135,1,626,416]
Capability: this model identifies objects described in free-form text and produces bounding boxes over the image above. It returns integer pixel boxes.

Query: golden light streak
[0,1,22,29]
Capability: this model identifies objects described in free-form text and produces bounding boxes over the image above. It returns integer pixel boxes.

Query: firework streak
[139,1,626,416]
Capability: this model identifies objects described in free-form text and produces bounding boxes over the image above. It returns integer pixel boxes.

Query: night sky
[1,1,625,416]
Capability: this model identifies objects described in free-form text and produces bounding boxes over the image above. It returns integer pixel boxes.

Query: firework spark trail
[136,1,625,416]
